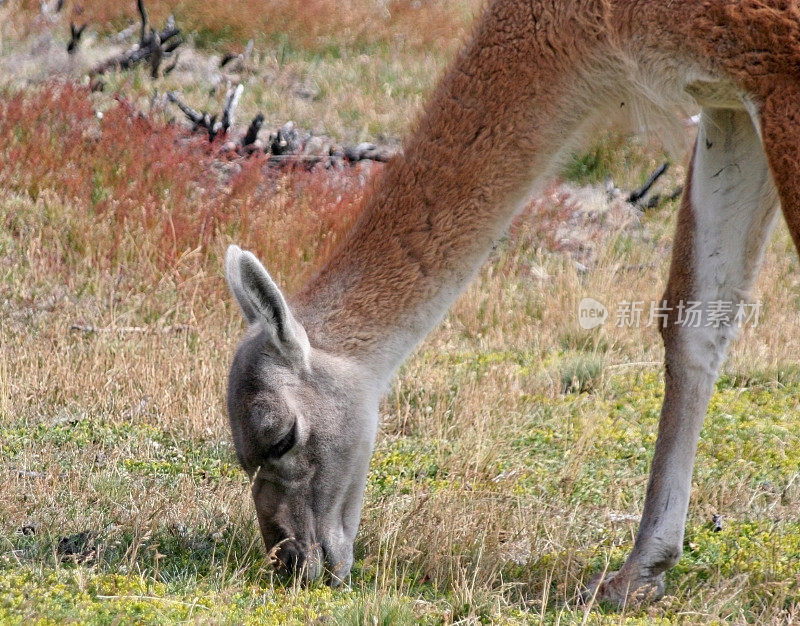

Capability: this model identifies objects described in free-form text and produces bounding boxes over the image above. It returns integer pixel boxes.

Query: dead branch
[242,113,264,147]
[39,0,59,19]
[67,22,86,54]
[69,323,193,335]
[628,161,669,205]
[167,85,242,141]
[666,185,683,201]
[605,174,622,201]
[149,31,162,77]
[270,121,302,155]
[166,91,214,133]
[220,39,254,71]
[137,0,149,44]
[89,2,181,77]
[219,52,237,68]
[221,83,244,132]
[267,154,329,168]
[605,162,682,210]
[162,36,181,55]
[110,24,136,44]
[90,26,181,75]
[641,184,683,210]
[163,51,180,76]
[111,23,138,44]
[343,142,397,163]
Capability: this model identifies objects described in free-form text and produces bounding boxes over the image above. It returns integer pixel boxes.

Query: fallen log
[167,84,243,141]
[89,1,181,77]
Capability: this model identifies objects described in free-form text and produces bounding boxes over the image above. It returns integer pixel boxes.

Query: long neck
[294,0,616,381]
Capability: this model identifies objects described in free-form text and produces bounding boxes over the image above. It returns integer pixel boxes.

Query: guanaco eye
[266,421,297,459]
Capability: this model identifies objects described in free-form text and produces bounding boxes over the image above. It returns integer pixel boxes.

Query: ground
[1,0,800,624]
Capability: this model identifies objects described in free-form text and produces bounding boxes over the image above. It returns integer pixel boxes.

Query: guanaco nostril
[275,540,305,573]
[272,540,324,581]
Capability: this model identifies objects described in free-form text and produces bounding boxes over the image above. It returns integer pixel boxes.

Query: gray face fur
[224,245,379,584]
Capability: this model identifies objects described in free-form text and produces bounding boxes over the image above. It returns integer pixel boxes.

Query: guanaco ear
[225,245,309,363]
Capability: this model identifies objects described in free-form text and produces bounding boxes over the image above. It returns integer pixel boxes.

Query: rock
[14,469,46,479]
[17,522,39,536]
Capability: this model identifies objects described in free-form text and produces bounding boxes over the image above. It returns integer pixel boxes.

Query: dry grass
[8,0,474,52]
[2,1,800,624]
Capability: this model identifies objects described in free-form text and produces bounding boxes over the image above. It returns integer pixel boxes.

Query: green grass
[2,365,800,621]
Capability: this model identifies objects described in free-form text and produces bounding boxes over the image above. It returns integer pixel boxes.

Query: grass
[1,1,800,624]
[8,0,474,53]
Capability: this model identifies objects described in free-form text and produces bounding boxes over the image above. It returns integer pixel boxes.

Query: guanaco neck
[293,1,617,381]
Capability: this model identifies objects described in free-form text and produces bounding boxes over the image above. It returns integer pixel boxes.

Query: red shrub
[0,83,374,294]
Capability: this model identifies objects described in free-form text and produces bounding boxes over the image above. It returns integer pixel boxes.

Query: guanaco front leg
[590,107,779,606]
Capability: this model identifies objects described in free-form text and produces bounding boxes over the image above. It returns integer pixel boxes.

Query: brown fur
[295,0,618,353]
[295,0,800,351]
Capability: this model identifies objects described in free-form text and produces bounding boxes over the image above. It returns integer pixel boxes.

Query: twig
[604,361,661,370]
[221,83,244,133]
[168,85,243,141]
[111,23,138,44]
[242,113,264,147]
[67,22,86,54]
[167,91,217,139]
[96,595,197,606]
[69,323,193,335]
[90,29,180,75]
[163,51,180,76]
[89,3,181,77]
[149,30,162,78]
[136,0,149,45]
[666,185,683,201]
[220,39,254,70]
[628,161,669,204]
[343,142,397,163]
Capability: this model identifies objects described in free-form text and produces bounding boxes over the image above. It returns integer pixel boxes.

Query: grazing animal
[225,0,800,605]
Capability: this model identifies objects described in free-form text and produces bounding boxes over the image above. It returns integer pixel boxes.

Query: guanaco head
[224,245,378,585]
